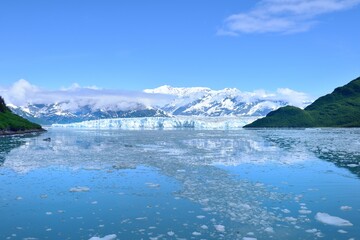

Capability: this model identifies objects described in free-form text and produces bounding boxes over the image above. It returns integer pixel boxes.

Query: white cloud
[144,85,313,109]
[275,87,311,106]
[0,80,312,112]
[219,0,360,34]
[0,80,171,111]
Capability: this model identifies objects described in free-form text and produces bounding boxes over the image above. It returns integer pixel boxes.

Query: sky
[0,0,359,97]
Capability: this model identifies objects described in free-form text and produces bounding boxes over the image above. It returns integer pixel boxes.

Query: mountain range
[7,85,312,125]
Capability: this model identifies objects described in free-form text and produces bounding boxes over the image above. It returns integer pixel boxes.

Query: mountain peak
[144,85,211,96]
[0,96,9,113]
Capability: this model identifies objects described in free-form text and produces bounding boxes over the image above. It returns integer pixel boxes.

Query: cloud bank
[0,80,171,111]
[0,79,312,111]
[218,0,360,34]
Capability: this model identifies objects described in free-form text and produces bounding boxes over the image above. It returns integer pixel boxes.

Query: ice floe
[88,234,117,240]
[315,212,353,227]
[214,224,225,232]
[298,209,312,214]
[69,186,90,192]
[264,227,274,233]
[340,206,352,211]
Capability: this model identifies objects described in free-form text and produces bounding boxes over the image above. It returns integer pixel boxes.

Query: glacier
[52,116,260,130]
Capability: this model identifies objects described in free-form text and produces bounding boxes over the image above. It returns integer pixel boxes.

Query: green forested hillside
[0,97,44,134]
[244,77,360,128]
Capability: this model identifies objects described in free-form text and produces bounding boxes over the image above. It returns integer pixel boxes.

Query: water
[0,129,359,240]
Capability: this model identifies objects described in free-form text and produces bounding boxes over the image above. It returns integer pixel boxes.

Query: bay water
[0,128,359,239]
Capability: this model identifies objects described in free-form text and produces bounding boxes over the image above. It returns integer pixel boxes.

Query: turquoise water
[0,129,359,239]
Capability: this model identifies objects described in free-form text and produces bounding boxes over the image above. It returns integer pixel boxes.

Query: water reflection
[0,129,359,239]
[258,129,360,177]
[0,133,42,166]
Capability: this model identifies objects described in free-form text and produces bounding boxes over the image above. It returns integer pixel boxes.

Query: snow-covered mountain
[9,103,167,125]
[6,84,312,124]
[144,85,311,117]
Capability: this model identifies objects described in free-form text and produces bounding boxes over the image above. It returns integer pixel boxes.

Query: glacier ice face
[52,116,260,130]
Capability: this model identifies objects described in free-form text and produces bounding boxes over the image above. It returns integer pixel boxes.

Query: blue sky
[0,0,359,97]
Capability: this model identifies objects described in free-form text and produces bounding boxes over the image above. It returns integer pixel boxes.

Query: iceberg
[52,116,259,130]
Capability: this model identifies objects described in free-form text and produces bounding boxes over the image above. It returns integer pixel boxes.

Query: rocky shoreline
[0,128,46,136]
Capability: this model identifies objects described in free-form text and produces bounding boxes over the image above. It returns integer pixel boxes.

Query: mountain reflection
[259,129,360,177]
[0,134,41,166]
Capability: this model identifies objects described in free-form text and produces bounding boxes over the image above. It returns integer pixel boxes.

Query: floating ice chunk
[167,231,175,236]
[315,212,353,227]
[347,164,358,168]
[305,229,323,237]
[200,225,208,230]
[45,212,52,215]
[69,186,90,192]
[285,217,297,222]
[16,196,23,200]
[192,232,201,236]
[145,183,160,188]
[214,225,225,232]
[202,207,211,212]
[281,209,291,213]
[243,237,257,240]
[150,234,164,240]
[299,209,311,214]
[239,203,252,210]
[264,227,274,233]
[340,206,352,211]
[196,215,206,219]
[88,234,117,240]
[338,229,348,233]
